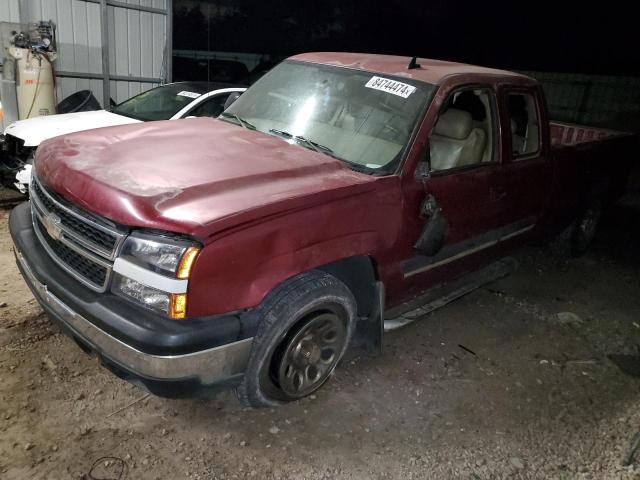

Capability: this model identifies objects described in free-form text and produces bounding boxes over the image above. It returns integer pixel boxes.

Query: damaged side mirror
[414,194,448,256]
[413,143,447,256]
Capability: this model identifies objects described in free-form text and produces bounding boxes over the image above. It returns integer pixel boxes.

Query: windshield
[224,61,435,173]
[112,84,205,121]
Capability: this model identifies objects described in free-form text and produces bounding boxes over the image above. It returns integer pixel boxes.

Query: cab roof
[288,52,536,86]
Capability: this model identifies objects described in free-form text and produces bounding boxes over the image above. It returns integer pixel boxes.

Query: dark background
[173,0,638,76]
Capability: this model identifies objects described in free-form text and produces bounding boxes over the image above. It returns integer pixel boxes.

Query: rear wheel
[549,200,603,257]
[236,270,357,407]
[573,201,602,255]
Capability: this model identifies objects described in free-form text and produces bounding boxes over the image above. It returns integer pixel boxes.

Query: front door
[399,85,513,297]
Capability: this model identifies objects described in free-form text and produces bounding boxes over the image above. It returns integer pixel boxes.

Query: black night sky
[173,0,639,76]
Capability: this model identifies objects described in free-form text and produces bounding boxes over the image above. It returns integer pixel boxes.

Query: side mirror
[223,92,242,110]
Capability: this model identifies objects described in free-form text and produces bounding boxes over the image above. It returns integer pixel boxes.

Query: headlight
[119,232,199,278]
[112,232,200,319]
[112,274,171,313]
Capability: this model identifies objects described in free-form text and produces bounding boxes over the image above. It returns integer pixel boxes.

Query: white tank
[8,46,56,119]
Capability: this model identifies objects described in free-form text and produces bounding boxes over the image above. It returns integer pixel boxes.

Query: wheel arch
[316,255,384,356]
[315,255,378,317]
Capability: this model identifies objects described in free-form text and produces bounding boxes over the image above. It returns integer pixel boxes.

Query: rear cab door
[497,82,550,232]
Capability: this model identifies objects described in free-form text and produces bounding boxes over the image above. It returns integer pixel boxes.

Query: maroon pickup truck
[9,53,636,407]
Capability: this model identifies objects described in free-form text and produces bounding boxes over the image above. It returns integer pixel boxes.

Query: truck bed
[550,121,627,147]
[546,120,637,235]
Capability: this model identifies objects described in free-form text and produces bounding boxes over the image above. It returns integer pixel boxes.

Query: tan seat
[524,122,539,153]
[430,109,486,171]
[511,119,526,153]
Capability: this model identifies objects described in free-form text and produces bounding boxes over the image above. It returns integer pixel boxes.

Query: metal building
[0,0,172,108]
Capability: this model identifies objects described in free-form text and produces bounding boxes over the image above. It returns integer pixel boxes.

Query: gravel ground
[1,185,640,480]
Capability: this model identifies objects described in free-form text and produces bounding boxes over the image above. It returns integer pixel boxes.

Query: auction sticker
[365,76,416,98]
[177,91,201,99]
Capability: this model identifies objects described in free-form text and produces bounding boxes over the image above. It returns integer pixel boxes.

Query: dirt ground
[1,185,640,480]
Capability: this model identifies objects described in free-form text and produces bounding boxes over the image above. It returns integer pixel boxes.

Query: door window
[429,88,496,172]
[506,92,540,158]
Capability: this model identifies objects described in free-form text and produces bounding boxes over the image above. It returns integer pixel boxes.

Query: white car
[0,82,245,193]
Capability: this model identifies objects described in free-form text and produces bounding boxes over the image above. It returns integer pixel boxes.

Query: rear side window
[506,92,540,158]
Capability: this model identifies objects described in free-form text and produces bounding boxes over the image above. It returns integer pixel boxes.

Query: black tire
[236,270,357,408]
[572,200,603,255]
[548,200,603,257]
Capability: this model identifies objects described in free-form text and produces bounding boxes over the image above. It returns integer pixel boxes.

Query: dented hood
[35,118,375,239]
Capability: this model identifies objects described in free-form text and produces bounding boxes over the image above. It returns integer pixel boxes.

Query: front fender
[186,188,399,317]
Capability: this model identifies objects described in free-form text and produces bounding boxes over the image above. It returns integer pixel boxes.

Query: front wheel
[236,270,357,408]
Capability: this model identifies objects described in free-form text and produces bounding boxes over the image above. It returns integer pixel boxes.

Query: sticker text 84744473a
[365,76,417,98]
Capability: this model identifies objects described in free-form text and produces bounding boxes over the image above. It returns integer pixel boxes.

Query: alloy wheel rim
[276,312,346,398]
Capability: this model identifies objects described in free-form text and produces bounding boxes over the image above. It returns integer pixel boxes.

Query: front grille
[35,217,108,287]
[31,180,119,255]
[30,174,126,292]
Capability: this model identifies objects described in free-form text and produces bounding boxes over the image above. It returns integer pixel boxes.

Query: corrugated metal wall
[108,0,168,102]
[0,1,21,23]
[1,0,168,106]
[18,0,104,103]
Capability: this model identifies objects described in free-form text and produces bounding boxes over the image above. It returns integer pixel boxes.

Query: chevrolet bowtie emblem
[43,212,62,241]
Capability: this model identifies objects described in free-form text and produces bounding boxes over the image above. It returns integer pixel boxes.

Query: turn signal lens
[176,247,200,279]
[170,294,188,320]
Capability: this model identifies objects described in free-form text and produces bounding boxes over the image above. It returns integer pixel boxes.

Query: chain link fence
[524,71,640,133]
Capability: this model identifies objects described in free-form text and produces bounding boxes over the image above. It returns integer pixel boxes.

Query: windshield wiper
[268,128,376,173]
[219,112,256,130]
[268,129,335,156]
[268,128,294,140]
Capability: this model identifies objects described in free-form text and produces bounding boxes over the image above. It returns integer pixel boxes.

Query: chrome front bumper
[15,247,253,386]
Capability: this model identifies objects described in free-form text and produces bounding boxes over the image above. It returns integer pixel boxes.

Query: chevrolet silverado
[9,53,637,407]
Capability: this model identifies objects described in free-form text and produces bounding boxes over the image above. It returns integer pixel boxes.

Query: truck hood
[35,118,376,239]
[4,110,140,147]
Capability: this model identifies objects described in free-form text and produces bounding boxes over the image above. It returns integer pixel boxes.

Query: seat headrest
[434,109,472,140]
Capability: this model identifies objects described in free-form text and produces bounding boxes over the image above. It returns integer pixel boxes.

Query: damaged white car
[0,81,245,193]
